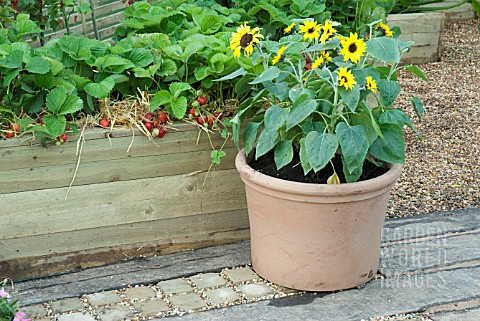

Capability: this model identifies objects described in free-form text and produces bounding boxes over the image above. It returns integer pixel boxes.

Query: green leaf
[299,137,312,175]
[243,122,261,156]
[264,104,289,132]
[12,17,43,38]
[193,14,223,34]
[404,65,428,81]
[369,123,405,164]
[128,48,154,68]
[169,96,188,119]
[409,96,424,121]
[274,140,293,170]
[3,69,20,87]
[58,94,83,115]
[94,55,135,73]
[350,113,378,145]
[46,86,68,113]
[286,95,317,130]
[342,154,363,183]
[338,84,360,112]
[42,114,66,138]
[169,82,191,101]
[58,36,96,61]
[366,37,400,63]
[335,122,369,174]
[211,150,226,165]
[262,81,290,102]
[305,131,338,172]
[157,59,177,77]
[25,56,50,74]
[214,67,246,81]
[84,77,116,99]
[377,79,400,107]
[5,50,24,69]
[250,66,282,84]
[255,129,279,159]
[150,90,171,111]
[378,108,406,127]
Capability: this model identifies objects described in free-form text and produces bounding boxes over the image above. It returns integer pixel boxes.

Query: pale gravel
[387,19,480,218]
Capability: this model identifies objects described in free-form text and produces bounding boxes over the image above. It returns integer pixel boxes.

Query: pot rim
[235,149,403,197]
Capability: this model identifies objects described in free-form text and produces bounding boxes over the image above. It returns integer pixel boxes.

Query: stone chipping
[388,19,480,218]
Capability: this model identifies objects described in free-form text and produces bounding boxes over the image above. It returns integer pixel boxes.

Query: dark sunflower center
[240,33,253,48]
[348,43,357,53]
[341,76,348,83]
[379,28,386,36]
[308,27,315,34]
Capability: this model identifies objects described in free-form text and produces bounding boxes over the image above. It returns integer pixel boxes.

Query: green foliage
[229,19,426,182]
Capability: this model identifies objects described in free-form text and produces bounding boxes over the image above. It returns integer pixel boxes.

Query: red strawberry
[197,96,208,106]
[58,133,68,144]
[189,108,197,117]
[144,112,154,121]
[213,111,223,120]
[151,127,159,137]
[208,116,214,126]
[158,126,167,138]
[5,131,14,138]
[153,120,159,128]
[197,116,207,125]
[305,63,312,70]
[9,123,19,132]
[157,113,168,124]
[99,118,110,128]
[144,122,153,132]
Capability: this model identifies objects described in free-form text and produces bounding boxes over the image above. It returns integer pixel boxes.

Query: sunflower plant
[227,19,427,183]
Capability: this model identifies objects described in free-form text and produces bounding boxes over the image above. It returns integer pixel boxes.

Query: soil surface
[249,150,388,184]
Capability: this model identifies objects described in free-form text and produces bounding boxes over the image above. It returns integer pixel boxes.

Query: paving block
[35,318,50,321]
[86,290,122,307]
[22,303,48,318]
[189,273,227,289]
[49,298,85,314]
[223,267,260,284]
[204,287,241,305]
[124,286,156,300]
[168,293,207,311]
[133,299,170,316]
[57,312,95,321]
[157,278,193,295]
[96,304,134,321]
[236,284,275,300]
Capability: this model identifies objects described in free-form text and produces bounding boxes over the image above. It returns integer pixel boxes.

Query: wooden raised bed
[387,12,445,64]
[0,124,248,280]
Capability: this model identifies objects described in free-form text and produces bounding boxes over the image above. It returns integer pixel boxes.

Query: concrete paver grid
[49,298,85,314]
[157,278,193,295]
[133,298,170,316]
[124,286,157,301]
[168,292,208,312]
[222,267,260,284]
[189,273,227,289]
[204,287,241,306]
[85,290,123,307]
[96,304,134,321]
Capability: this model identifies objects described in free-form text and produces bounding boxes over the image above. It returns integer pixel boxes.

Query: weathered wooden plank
[0,126,230,171]
[0,123,206,149]
[0,208,250,278]
[387,12,445,34]
[0,147,238,193]
[0,168,246,239]
[396,32,441,47]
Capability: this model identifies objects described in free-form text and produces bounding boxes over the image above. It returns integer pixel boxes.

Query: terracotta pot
[235,150,403,291]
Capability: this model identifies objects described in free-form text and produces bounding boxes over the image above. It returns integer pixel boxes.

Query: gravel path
[387,19,479,218]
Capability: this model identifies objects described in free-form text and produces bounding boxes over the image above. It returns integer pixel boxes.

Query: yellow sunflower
[375,22,393,37]
[320,50,332,63]
[319,19,337,44]
[365,76,377,93]
[299,20,321,42]
[312,56,324,69]
[230,22,264,59]
[284,22,295,34]
[339,33,367,63]
[337,68,356,90]
[272,45,286,65]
